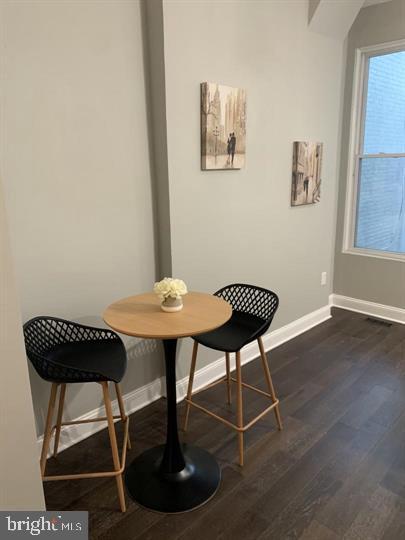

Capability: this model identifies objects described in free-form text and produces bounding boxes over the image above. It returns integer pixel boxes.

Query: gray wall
[160,0,345,377]
[0,0,162,436]
[0,178,45,510]
[334,0,405,308]
[142,0,172,278]
[1,0,349,447]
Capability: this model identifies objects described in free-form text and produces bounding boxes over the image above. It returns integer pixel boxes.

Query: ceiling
[362,0,392,7]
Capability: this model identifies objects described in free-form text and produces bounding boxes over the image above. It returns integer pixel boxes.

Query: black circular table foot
[125,444,221,513]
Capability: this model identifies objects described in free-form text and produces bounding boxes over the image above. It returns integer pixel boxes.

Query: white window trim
[342,38,405,263]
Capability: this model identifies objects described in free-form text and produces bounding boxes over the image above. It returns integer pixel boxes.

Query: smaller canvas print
[201,82,246,170]
[291,141,323,206]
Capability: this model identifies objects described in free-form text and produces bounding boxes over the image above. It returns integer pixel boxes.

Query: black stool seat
[195,311,268,353]
[23,316,127,384]
[47,339,126,383]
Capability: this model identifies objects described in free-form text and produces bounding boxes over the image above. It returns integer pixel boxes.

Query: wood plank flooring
[44,308,405,539]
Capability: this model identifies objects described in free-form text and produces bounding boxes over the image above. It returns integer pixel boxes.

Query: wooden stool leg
[115,383,131,450]
[102,382,126,512]
[235,351,244,466]
[183,341,199,432]
[225,352,232,405]
[258,337,283,430]
[53,384,66,457]
[40,383,58,475]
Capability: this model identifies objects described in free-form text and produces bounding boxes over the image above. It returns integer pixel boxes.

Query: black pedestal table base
[125,444,220,513]
[125,339,221,513]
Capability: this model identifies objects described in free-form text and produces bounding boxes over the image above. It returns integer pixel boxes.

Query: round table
[103,291,232,513]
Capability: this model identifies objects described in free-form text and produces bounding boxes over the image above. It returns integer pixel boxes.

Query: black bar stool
[183,284,282,466]
[23,317,131,512]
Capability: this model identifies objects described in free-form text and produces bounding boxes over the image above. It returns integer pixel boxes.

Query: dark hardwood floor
[44,308,405,539]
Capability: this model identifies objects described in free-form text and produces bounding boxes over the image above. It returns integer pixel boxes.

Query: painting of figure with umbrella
[291,141,323,206]
[201,82,246,170]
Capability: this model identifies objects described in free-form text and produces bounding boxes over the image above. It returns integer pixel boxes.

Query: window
[344,41,405,260]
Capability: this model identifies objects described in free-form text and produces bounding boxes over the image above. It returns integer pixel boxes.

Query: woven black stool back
[214,284,279,327]
[23,317,123,383]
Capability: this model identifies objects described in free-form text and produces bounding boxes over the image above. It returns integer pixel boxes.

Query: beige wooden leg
[235,351,244,467]
[102,382,126,512]
[258,337,283,430]
[225,352,232,404]
[183,341,199,431]
[53,384,66,457]
[115,383,131,450]
[40,383,58,475]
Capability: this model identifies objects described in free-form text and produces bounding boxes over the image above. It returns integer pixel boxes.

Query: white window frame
[342,39,405,262]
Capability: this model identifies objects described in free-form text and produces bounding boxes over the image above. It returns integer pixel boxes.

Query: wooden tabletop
[103,291,232,339]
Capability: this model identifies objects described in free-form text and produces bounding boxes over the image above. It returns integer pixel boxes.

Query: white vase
[161,296,183,313]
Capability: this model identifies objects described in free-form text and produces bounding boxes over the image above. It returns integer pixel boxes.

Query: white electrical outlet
[321,271,327,286]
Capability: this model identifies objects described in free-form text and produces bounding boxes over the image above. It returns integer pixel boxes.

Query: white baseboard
[331,294,405,325]
[37,303,332,456]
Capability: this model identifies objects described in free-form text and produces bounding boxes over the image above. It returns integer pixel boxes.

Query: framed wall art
[201,82,246,170]
[291,141,323,206]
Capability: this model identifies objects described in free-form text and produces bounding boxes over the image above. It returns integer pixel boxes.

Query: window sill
[342,247,405,263]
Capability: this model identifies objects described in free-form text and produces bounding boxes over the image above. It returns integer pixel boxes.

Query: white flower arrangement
[154,277,188,300]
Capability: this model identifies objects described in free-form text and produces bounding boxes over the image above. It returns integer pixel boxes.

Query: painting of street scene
[201,82,246,170]
[291,141,323,206]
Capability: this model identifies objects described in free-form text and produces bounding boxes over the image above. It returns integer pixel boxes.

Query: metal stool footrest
[43,415,130,482]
